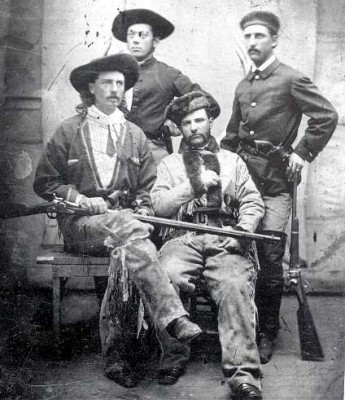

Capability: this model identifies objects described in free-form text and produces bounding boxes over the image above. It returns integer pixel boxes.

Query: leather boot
[255,231,287,363]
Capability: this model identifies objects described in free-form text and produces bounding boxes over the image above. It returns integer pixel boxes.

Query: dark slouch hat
[70,53,139,93]
[112,9,174,42]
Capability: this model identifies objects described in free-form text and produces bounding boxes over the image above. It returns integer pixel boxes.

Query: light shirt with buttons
[87,105,126,188]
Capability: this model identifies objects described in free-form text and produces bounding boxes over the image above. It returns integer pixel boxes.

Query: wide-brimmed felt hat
[166,91,220,126]
[112,8,174,42]
[70,53,139,93]
[240,11,280,34]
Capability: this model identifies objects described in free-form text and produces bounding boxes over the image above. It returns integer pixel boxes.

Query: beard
[186,135,208,148]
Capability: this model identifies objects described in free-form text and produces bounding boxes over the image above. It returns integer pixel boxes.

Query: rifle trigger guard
[47,211,57,219]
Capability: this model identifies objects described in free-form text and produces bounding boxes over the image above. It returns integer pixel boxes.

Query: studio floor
[7,295,341,400]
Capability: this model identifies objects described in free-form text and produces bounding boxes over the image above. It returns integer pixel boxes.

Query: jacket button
[243,155,248,161]
[255,75,260,80]
[251,102,257,107]
[249,130,255,136]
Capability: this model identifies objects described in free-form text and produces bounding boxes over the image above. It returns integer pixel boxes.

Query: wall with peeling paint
[41,0,318,142]
[305,0,345,275]
[0,0,45,285]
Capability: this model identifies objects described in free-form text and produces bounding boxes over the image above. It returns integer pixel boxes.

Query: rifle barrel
[134,214,281,242]
[0,202,281,243]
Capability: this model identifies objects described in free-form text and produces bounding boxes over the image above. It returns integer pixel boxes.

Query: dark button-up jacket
[34,114,156,213]
[220,59,338,195]
[126,57,220,138]
[221,59,338,162]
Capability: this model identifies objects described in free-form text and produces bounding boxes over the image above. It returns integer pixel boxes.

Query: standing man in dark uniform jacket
[112,8,220,163]
[221,11,338,364]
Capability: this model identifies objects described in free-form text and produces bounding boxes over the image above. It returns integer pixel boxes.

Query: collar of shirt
[138,56,156,69]
[251,54,276,73]
[88,105,125,126]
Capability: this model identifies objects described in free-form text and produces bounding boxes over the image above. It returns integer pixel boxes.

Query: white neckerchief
[251,54,276,72]
[87,105,126,188]
[125,88,134,110]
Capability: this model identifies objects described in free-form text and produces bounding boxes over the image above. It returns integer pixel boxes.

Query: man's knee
[211,274,252,306]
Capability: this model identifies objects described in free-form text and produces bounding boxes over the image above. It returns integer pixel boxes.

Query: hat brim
[112,9,174,42]
[70,53,139,93]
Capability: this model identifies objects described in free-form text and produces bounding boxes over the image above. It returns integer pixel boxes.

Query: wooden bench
[36,245,218,351]
[36,245,109,344]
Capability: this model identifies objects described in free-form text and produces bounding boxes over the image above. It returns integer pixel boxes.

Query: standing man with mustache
[112,8,220,163]
[221,11,338,364]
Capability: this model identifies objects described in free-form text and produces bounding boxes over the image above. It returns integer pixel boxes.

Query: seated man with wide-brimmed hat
[34,53,202,388]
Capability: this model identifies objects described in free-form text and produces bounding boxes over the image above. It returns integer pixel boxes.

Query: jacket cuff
[66,187,80,203]
[293,144,315,163]
[234,224,254,233]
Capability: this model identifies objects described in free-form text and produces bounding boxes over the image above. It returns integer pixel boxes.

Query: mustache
[107,95,121,100]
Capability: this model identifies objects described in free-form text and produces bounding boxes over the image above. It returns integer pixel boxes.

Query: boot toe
[232,383,262,399]
[168,316,202,344]
[104,361,139,388]
[158,365,186,385]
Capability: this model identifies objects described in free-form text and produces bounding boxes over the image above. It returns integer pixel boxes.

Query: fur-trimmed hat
[240,11,280,34]
[112,9,174,42]
[165,91,220,126]
[70,53,139,93]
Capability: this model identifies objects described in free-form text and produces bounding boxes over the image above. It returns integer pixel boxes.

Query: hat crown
[240,11,280,34]
[70,53,139,94]
[166,91,219,126]
[112,8,174,42]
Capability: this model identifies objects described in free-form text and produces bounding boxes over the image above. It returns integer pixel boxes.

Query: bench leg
[53,276,62,347]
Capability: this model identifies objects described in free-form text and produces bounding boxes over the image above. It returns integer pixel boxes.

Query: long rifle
[288,179,324,361]
[0,198,281,243]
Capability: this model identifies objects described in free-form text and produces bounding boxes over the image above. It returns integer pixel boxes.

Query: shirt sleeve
[33,123,81,202]
[234,158,265,232]
[151,159,195,217]
[291,74,338,162]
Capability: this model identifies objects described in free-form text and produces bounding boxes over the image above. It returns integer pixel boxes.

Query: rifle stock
[0,202,54,218]
[289,180,324,361]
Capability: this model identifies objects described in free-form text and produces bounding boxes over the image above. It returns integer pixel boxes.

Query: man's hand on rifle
[286,152,305,182]
[79,196,108,214]
[134,208,151,216]
[218,237,242,252]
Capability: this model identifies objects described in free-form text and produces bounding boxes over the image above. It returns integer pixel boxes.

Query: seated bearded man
[151,91,265,400]
[33,54,201,388]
